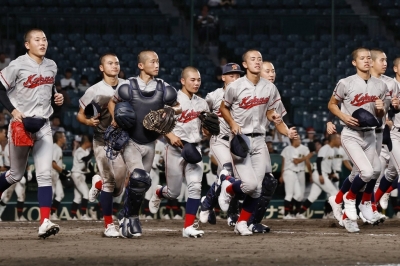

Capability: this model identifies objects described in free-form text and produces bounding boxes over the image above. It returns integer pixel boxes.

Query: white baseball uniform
[145,139,165,201]
[295,144,310,200]
[281,145,302,202]
[71,147,91,204]
[52,143,64,202]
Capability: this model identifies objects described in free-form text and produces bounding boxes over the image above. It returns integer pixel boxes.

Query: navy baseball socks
[100,191,113,227]
[0,172,12,199]
[184,198,200,228]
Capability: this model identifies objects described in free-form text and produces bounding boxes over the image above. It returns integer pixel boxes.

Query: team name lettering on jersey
[23,74,55,89]
[178,109,201,123]
[350,93,379,107]
[239,96,269,109]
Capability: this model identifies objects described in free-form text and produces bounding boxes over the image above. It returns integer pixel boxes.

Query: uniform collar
[179,89,197,100]
[137,75,155,85]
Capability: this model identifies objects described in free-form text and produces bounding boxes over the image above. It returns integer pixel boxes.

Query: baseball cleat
[218,180,233,212]
[343,192,358,221]
[149,185,162,214]
[248,223,270,233]
[38,218,60,239]
[358,201,374,221]
[162,214,170,220]
[89,174,102,202]
[182,224,204,238]
[371,211,387,224]
[80,214,92,221]
[199,209,210,224]
[173,214,183,220]
[234,221,253,236]
[342,218,360,233]
[359,212,370,225]
[329,195,343,222]
[227,214,238,227]
[104,223,120,238]
[295,213,307,219]
[18,216,28,222]
[119,216,142,238]
[379,193,390,210]
[282,214,295,219]
[50,213,59,221]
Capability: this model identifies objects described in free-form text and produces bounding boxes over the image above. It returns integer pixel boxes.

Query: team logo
[231,64,238,70]
[239,96,269,109]
[178,109,201,123]
[23,74,54,89]
[350,93,379,107]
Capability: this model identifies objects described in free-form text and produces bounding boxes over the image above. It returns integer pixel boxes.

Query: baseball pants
[51,172,64,202]
[283,169,303,202]
[71,172,89,203]
[307,171,338,203]
[145,168,160,201]
[1,177,26,203]
[209,136,233,176]
[121,140,155,174]
[384,129,400,183]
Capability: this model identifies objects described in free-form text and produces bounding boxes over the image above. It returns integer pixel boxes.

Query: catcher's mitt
[198,111,220,136]
[103,125,129,160]
[11,121,33,147]
[143,106,176,135]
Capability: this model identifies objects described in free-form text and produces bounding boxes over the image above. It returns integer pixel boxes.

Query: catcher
[108,50,181,238]
[149,66,220,238]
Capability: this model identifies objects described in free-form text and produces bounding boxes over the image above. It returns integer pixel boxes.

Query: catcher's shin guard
[201,181,220,212]
[248,173,278,225]
[122,169,152,217]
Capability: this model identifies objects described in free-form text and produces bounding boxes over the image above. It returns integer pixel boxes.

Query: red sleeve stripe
[79,99,86,107]
[269,98,281,106]
[0,72,10,88]
[334,92,344,100]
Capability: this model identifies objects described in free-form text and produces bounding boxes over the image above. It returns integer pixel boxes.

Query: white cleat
[50,213,59,221]
[342,218,360,233]
[173,214,183,220]
[234,221,253,236]
[199,210,210,224]
[358,201,374,221]
[18,216,28,222]
[145,215,154,220]
[359,212,370,224]
[282,214,295,219]
[38,218,60,239]
[104,223,120,238]
[182,224,204,238]
[163,214,170,220]
[329,195,343,222]
[379,193,390,210]
[80,214,92,221]
[218,180,233,212]
[372,211,387,224]
[295,213,307,219]
[149,185,162,214]
[343,192,357,221]
[89,174,102,202]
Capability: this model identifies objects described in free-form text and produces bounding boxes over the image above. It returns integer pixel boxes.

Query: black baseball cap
[352,108,380,127]
[222,63,244,75]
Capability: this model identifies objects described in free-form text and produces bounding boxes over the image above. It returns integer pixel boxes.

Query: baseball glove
[143,106,176,135]
[104,125,129,160]
[11,121,33,147]
[198,111,220,136]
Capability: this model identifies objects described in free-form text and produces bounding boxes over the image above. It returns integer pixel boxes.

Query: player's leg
[112,191,124,219]
[143,168,159,219]
[15,178,27,221]
[33,126,60,238]
[70,187,81,220]
[0,184,17,220]
[51,174,64,220]
[282,170,296,218]
[73,173,90,220]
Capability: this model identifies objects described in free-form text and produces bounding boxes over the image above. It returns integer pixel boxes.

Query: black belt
[347,127,373,132]
[375,128,383,133]
[392,126,400,132]
[244,133,264,138]
[181,140,198,146]
[221,136,229,141]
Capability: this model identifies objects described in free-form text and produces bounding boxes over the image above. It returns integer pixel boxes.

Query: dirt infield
[0,218,399,265]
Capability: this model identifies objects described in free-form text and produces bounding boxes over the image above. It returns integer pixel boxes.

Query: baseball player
[70,135,93,220]
[50,131,67,220]
[0,28,63,238]
[327,47,389,233]
[108,50,180,238]
[296,134,341,218]
[199,63,243,227]
[218,50,297,235]
[261,61,276,83]
[77,53,127,237]
[280,138,313,219]
[149,66,209,238]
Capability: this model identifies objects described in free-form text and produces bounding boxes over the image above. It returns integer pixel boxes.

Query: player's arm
[326,111,337,134]
[76,107,100,127]
[316,157,324,184]
[165,132,183,148]
[279,157,284,184]
[305,157,313,174]
[52,160,63,173]
[108,97,118,127]
[0,82,24,122]
[268,115,297,139]
[343,159,352,171]
[328,95,359,127]
[220,101,240,134]
[293,153,313,164]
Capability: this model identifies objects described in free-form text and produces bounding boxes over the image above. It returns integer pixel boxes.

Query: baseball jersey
[333,146,349,172]
[205,88,230,137]
[317,144,335,174]
[0,54,57,119]
[391,78,400,127]
[333,74,389,130]
[71,147,91,174]
[3,144,9,167]
[378,75,398,128]
[152,139,166,169]
[281,145,301,172]
[224,76,284,134]
[52,143,63,176]
[79,78,125,142]
[173,90,209,143]
[295,144,310,171]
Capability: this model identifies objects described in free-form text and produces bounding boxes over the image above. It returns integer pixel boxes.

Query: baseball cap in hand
[230,134,250,158]
[222,63,244,75]
[181,142,202,164]
[382,124,392,151]
[351,108,380,127]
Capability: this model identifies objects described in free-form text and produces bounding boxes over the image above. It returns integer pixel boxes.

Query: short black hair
[53,131,65,143]
[99,52,117,65]
[23,28,44,42]
[80,74,88,80]
[65,68,73,73]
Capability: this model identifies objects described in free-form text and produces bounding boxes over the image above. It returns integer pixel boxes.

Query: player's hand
[230,121,241,135]
[54,93,64,106]
[202,127,212,138]
[86,114,100,127]
[392,97,400,110]
[11,109,25,122]
[287,127,298,139]
[168,133,183,148]
[375,99,384,110]
[111,119,118,128]
[271,111,283,125]
[319,175,324,185]
[341,113,359,127]
[326,121,337,134]
[279,175,284,184]
[306,152,314,159]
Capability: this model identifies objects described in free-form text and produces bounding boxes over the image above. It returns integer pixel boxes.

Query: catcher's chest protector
[127,78,166,144]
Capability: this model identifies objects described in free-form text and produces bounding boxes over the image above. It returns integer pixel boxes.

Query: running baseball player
[69,135,93,220]
[199,63,243,227]
[218,50,297,235]
[327,47,389,233]
[0,28,63,238]
[280,138,313,219]
[50,131,67,220]
[77,53,127,237]
[296,134,341,218]
[149,66,209,238]
[108,50,180,238]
